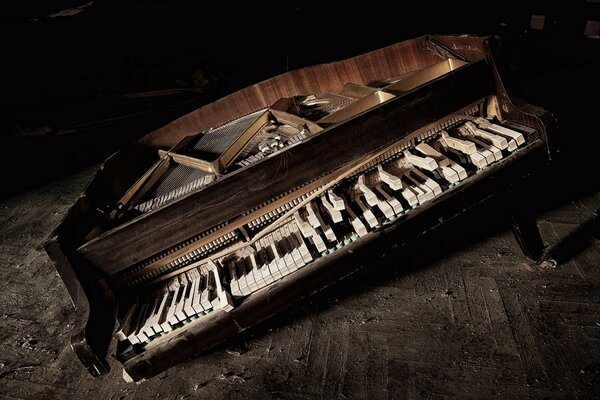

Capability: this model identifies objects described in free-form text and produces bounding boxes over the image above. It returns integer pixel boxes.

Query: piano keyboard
[116,116,528,347]
[116,262,233,345]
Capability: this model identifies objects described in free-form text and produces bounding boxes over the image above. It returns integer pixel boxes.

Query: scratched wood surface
[1,159,600,399]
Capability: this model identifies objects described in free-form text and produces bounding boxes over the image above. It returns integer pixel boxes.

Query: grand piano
[44,35,557,382]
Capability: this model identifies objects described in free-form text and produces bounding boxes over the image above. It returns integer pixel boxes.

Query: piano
[44,35,557,382]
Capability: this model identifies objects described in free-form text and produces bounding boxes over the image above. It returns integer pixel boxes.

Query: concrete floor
[1,161,600,399]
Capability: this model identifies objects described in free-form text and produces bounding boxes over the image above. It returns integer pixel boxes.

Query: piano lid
[78,58,495,273]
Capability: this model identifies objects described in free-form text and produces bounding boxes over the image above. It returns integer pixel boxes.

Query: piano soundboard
[44,35,556,382]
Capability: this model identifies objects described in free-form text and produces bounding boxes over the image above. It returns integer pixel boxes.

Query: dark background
[1,0,599,197]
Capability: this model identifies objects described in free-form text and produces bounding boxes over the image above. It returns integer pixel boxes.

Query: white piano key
[506,138,518,152]
[354,195,378,228]
[283,225,305,268]
[158,291,177,333]
[245,253,265,288]
[440,165,459,183]
[126,303,146,345]
[312,230,328,253]
[456,128,495,165]
[160,277,181,332]
[136,308,156,342]
[357,175,379,206]
[305,203,320,229]
[207,286,220,311]
[191,273,206,315]
[474,146,495,164]
[399,181,419,207]
[230,259,244,296]
[135,320,152,343]
[403,149,438,171]
[469,151,489,168]
[173,283,192,323]
[144,292,165,338]
[440,130,476,154]
[199,273,213,311]
[430,139,470,179]
[357,175,395,219]
[144,292,168,336]
[205,270,220,310]
[234,259,249,295]
[270,234,291,276]
[116,303,139,342]
[308,202,337,243]
[255,253,270,287]
[243,256,259,293]
[293,211,315,239]
[464,121,508,150]
[402,174,429,204]
[376,167,418,207]
[280,229,300,271]
[415,143,460,183]
[449,163,468,180]
[417,182,435,201]
[410,169,442,196]
[262,237,283,280]
[374,184,403,215]
[415,142,448,164]
[289,223,314,262]
[133,302,151,343]
[169,287,186,325]
[276,230,298,272]
[242,256,258,292]
[253,248,273,284]
[261,246,278,283]
[174,275,191,322]
[344,201,369,237]
[327,190,346,211]
[373,192,395,219]
[481,122,525,146]
[211,264,234,312]
[377,164,403,191]
[468,136,503,161]
[320,194,343,223]
[227,261,241,297]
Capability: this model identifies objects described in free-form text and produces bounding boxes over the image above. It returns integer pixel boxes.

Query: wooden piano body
[44,35,557,382]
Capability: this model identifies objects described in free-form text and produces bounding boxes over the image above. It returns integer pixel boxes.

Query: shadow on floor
[546,208,600,265]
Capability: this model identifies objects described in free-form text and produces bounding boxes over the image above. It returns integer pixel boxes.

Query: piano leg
[45,238,114,377]
[510,210,545,261]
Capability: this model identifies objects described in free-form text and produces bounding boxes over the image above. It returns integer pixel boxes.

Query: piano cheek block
[46,34,556,381]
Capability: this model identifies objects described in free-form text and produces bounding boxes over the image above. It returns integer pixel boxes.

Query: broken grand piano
[45,35,557,382]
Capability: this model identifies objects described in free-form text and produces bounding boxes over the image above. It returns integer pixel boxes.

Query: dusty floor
[0,2,600,400]
[1,161,600,399]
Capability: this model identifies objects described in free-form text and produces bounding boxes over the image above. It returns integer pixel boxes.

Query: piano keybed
[115,115,530,348]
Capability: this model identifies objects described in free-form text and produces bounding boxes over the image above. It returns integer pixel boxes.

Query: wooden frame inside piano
[44,35,557,382]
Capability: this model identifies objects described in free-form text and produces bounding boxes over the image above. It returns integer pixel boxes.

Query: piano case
[44,34,557,382]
